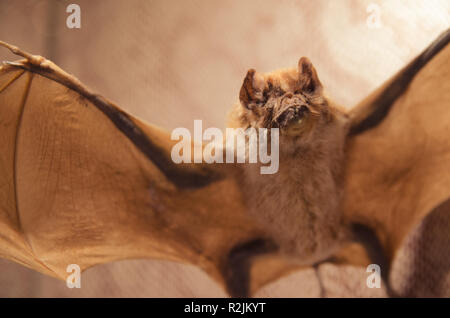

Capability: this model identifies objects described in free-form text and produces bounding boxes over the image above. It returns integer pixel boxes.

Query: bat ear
[239,69,266,110]
[298,57,323,94]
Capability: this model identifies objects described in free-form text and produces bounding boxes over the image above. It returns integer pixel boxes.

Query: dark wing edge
[349,28,450,135]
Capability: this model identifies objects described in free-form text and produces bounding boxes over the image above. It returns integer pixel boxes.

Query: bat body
[227,58,349,265]
[0,29,449,297]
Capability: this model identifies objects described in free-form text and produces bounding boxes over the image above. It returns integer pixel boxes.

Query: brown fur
[227,58,349,264]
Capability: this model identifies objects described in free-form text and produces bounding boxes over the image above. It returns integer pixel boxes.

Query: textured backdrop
[0,0,449,297]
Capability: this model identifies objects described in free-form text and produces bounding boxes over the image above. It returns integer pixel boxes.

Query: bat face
[271,93,319,137]
[237,58,329,133]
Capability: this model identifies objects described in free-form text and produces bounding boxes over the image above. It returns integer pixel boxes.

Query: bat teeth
[274,105,309,128]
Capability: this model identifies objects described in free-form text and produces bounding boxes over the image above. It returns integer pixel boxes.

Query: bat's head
[232,57,333,142]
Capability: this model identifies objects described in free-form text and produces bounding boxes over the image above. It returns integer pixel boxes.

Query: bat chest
[239,151,343,263]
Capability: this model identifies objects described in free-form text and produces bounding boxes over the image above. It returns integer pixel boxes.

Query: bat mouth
[273,105,309,129]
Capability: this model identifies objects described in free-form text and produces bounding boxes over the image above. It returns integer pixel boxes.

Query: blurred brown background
[0,0,448,297]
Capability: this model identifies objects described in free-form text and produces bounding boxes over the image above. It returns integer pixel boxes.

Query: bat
[0,28,448,297]
[226,57,349,266]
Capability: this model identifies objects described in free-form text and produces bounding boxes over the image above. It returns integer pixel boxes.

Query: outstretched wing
[0,41,305,297]
[343,30,450,269]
